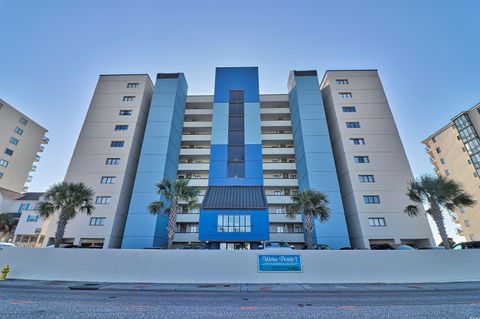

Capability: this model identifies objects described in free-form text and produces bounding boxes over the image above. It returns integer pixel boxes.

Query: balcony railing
[41,136,49,144]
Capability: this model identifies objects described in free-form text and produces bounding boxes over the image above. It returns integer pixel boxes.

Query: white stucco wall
[0,249,478,284]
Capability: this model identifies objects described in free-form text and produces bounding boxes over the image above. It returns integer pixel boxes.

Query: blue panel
[214,67,259,103]
[288,71,351,249]
[122,73,188,249]
[198,209,269,241]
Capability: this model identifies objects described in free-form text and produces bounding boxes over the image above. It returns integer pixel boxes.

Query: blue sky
[1,0,479,193]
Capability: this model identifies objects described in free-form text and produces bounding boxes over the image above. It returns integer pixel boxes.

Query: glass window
[342,106,356,112]
[217,214,251,232]
[89,217,105,226]
[100,176,116,184]
[227,162,245,178]
[364,195,381,204]
[228,130,244,145]
[359,175,375,183]
[127,82,139,88]
[106,158,120,165]
[228,146,244,161]
[0,172,3,179]
[114,125,128,131]
[354,156,369,163]
[19,117,28,125]
[346,122,360,128]
[119,110,132,116]
[228,116,244,130]
[14,127,23,135]
[110,141,125,147]
[350,138,365,145]
[122,96,135,102]
[339,92,353,98]
[4,148,13,156]
[95,196,111,205]
[336,79,349,85]
[0,159,8,167]
[368,217,386,227]
[9,137,18,145]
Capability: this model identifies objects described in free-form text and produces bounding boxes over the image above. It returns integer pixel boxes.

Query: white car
[260,241,294,250]
[0,242,16,249]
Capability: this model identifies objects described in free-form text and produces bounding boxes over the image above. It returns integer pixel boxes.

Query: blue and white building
[43,67,434,249]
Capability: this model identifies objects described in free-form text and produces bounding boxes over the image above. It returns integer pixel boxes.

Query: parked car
[418,246,445,250]
[179,243,207,250]
[45,244,81,248]
[302,244,332,250]
[370,243,415,250]
[0,242,16,249]
[259,241,293,250]
[452,241,480,250]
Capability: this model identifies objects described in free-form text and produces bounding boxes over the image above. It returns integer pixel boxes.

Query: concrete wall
[1,248,478,284]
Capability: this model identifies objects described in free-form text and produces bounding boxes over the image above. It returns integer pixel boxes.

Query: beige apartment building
[43,75,154,248]
[321,70,434,248]
[0,98,48,211]
[423,103,480,242]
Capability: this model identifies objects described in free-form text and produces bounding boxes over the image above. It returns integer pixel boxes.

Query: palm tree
[148,179,199,249]
[37,182,95,248]
[287,190,330,249]
[0,213,18,241]
[404,174,475,249]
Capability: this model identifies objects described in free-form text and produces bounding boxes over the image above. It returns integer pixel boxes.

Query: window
[14,127,23,135]
[114,125,128,131]
[0,159,8,167]
[9,137,18,145]
[368,217,386,227]
[227,90,245,178]
[339,92,353,98]
[274,191,283,196]
[26,215,39,223]
[110,141,125,147]
[18,203,29,212]
[440,158,446,165]
[122,96,135,102]
[217,214,251,232]
[459,207,465,214]
[465,219,471,227]
[127,82,139,88]
[273,174,282,179]
[436,147,442,154]
[354,156,369,163]
[336,79,349,85]
[4,148,13,156]
[19,117,28,125]
[468,159,472,165]
[445,170,450,176]
[431,137,436,143]
[275,207,284,214]
[106,158,120,165]
[364,195,381,204]
[0,172,3,179]
[95,196,111,205]
[276,225,287,233]
[350,138,365,145]
[100,176,116,184]
[346,122,360,128]
[89,217,105,226]
[342,106,356,112]
[359,175,375,183]
[191,208,199,214]
[119,110,132,116]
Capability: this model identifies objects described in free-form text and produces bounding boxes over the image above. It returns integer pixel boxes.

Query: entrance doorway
[219,242,250,250]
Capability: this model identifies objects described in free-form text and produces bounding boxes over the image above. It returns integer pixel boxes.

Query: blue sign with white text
[258,255,302,272]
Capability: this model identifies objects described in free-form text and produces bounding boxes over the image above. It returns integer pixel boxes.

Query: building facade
[44,67,434,249]
[423,104,480,242]
[0,98,48,197]
[12,192,46,247]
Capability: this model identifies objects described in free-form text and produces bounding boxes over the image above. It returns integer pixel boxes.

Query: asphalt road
[0,287,479,319]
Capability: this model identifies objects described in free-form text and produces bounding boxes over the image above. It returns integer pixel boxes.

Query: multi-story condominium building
[423,103,480,242]
[43,67,434,249]
[321,70,433,248]
[0,98,48,211]
[12,192,46,247]
[43,75,154,248]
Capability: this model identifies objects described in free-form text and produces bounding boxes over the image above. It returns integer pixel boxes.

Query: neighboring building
[0,98,48,205]
[423,103,480,242]
[321,70,434,248]
[43,75,154,248]
[12,192,46,247]
[45,67,434,249]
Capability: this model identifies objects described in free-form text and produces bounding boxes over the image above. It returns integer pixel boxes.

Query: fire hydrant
[0,265,10,280]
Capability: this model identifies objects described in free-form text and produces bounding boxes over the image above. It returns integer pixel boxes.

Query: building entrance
[219,242,250,250]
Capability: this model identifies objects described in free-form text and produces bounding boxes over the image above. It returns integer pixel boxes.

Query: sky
[1,0,479,241]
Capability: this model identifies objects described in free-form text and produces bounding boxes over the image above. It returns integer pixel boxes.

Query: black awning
[201,186,267,210]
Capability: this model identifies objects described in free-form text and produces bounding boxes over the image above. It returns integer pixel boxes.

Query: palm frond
[404,204,419,216]
[148,200,165,214]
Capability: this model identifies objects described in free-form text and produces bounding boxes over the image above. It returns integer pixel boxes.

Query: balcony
[180,148,211,156]
[174,232,199,242]
[266,195,292,204]
[261,121,292,128]
[26,175,33,182]
[176,214,200,223]
[262,147,295,155]
[178,163,210,171]
[30,165,37,172]
[186,178,209,187]
[182,134,211,142]
[269,213,302,223]
[269,232,304,243]
[38,145,45,152]
[183,121,212,128]
[34,155,41,162]
[264,178,298,187]
[263,162,297,171]
[185,109,213,115]
[41,136,49,144]
[260,108,290,115]
[261,134,293,141]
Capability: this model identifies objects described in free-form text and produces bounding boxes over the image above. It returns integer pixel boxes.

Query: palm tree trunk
[54,212,68,248]
[167,202,178,249]
[430,202,451,249]
[304,213,314,249]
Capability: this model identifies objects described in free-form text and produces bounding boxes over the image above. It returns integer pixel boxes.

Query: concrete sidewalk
[0,279,479,293]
